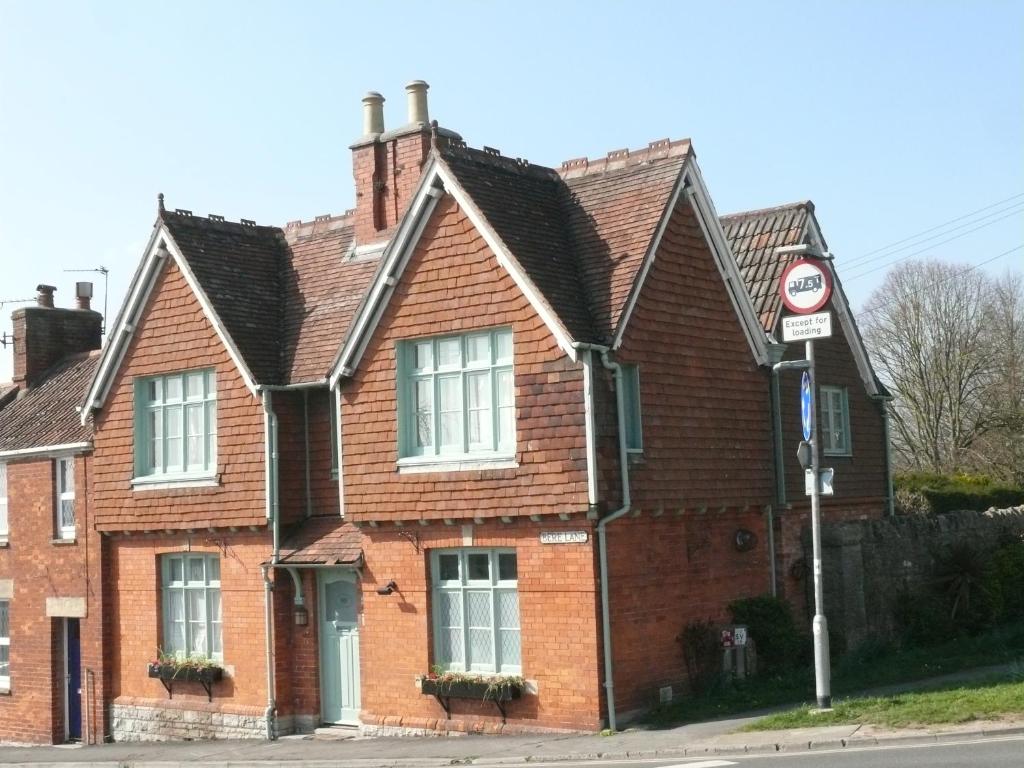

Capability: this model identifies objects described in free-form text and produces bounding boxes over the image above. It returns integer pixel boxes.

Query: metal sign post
[775,246,833,711]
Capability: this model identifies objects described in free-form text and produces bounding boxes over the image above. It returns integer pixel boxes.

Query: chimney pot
[362,91,385,137]
[36,284,56,308]
[75,281,93,310]
[406,80,429,125]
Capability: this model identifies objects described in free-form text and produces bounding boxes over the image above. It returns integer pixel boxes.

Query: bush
[894,472,1024,515]
[728,595,808,674]
[893,589,954,645]
[678,619,724,695]
[986,533,1024,621]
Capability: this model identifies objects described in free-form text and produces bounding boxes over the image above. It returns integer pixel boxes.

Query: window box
[419,672,524,722]
[147,660,223,702]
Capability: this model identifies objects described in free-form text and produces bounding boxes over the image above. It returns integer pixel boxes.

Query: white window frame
[55,456,75,540]
[135,370,217,481]
[430,548,520,675]
[820,385,852,456]
[621,364,643,453]
[0,600,9,689]
[161,553,223,661]
[0,463,8,541]
[398,329,515,461]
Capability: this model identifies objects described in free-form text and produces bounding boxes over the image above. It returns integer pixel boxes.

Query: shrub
[678,619,723,695]
[728,595,808,674]
[931,541,998,634]
[894,473,1024,515]
[986,533,1024,621]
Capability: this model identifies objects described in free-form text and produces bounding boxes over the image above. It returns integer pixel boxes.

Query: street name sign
[782,311,833,342]
[780,259,833,314]
[540,530,588,544]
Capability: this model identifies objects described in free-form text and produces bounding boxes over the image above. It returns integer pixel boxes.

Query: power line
[842,191,1024,269]
[854,243,1024,320]
[842,206,1024,282]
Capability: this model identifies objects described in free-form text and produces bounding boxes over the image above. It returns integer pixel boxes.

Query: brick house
[0,284,105,744]
[57,81,889,741]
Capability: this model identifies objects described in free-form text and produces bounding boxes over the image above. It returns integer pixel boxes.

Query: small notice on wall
[540,530,589,544]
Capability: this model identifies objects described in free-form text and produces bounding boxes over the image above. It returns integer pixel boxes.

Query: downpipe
[594,348,631,733]
[260,389,280,740]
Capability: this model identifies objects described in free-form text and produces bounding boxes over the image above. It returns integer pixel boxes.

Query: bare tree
[860,260,1016,475]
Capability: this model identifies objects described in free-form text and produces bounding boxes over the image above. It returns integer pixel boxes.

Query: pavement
[1,663,1022,766]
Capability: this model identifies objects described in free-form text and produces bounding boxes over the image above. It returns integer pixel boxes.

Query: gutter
[259,388,280,740]
[575,341,630,732]
[0,441,91,459]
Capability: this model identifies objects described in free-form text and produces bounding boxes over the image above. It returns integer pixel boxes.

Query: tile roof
[437,139,691,344]
[0,351,98,452]
[162,210,378,386]
[721,201,814,332]
[277,516,363,566]
[0,383,18,413]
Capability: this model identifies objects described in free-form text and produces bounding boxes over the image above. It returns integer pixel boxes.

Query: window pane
[188,590,207,654]
[206,400,217,469]
[165,406,182,468]
[186,404,204,469]
[438,376,462,450]
[497,589,521,669]
[466,334,490,366]
[188,557,205,583]
[466,591,494,669]
[496,369,514,449]
[466,372,491,448]
[0,603,8,637]
[0,647,8,678]
[149,410,163,471]
[0,465,6,498]
[169,557,183,583]
[148,378,163,403]
[60,499,75,530]
[206,370,216,395]
[209,590,222,654]
[58,458,73,493]
[494,329,513,363]
[437,338,461,368]
[208,558,220,583]
[185,372,204,400]
[467,553,490,582]
[167,590,186,654]
[415,379,433,448]
[165,376,182,402]
[498,553,517,582]
[414,342,433,371]
[436,590,463,667]
[438,554,460,582]
[623,365,642,451]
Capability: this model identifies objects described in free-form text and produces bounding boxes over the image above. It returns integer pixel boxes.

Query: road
[510,735,1024,768]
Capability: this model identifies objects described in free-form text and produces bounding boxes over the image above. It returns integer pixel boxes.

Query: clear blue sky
[1,1,1022,381]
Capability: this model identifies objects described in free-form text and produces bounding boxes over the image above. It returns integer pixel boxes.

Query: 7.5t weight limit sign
[780,259,832,314]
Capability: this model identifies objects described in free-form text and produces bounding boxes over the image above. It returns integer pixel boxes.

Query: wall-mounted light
[734,529,758,552]
[293,604,309,626]
[376,580,397,596]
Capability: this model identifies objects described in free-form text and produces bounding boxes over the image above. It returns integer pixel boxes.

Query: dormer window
[397,329,514,462]
[135,370,217,481]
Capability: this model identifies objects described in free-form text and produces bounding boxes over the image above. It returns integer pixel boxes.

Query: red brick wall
[276,389,338,527]
[352,129,432,246]
[105,531,270,712]
[358,519,602,732]
[341,196,590,523]
[0,453,107,744]
[91,259,267,531]
[12,306,102,387]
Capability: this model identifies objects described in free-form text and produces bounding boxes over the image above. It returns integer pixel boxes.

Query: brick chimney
[350,81,460,247]
[12,283,103,388]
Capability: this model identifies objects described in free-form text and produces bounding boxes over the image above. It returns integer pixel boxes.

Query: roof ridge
[439,142,560,180]
[283,212,355,239]
[159,207,281,232]
[557,137,692,180]
[721,200,815,221]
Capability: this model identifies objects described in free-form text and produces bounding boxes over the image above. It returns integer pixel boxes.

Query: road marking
[660,762,737,767]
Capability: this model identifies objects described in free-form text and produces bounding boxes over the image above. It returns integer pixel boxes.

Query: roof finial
[157,192,165,213]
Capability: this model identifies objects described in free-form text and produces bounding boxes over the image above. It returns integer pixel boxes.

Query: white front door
[318,571,361,724]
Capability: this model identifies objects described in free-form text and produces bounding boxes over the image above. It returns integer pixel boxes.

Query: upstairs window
[161,553,222,660]
[398,329,514,459]
[621,364,643,453]
[0,463,7,541]
[820,385,851,456]
[0,601,8,689]
[55,457,75,540]
[136,370,217,479]
[431,549,520,675]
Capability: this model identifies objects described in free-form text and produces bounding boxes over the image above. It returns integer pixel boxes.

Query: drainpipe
[260,389,280,740]
[873,395,896,516]
[573,342,631,733]
[766,342,787,508]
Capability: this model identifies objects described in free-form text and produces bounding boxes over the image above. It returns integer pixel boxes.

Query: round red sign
[780,259,833,314]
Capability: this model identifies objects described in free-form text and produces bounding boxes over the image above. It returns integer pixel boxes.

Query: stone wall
[810,507,1024,647]
[111,701,268,741]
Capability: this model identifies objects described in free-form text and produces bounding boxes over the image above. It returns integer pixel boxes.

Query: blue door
[65,619,81,741]
[318,572,361,724]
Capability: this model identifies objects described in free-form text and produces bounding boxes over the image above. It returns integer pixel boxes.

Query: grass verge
[743,678,1024,730]
[644,620,1024,728]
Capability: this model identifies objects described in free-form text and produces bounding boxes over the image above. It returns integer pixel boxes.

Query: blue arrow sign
[801,371,812,441]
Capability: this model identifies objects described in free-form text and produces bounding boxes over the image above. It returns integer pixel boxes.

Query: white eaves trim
[0,442,91,459]
[80,223,260,425]
[612,156,769,367]
[328,154,578,387]
[802,215,883,397]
